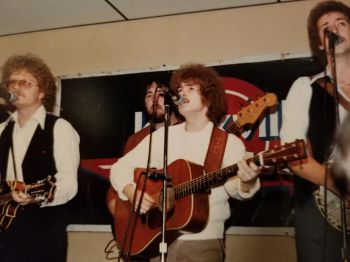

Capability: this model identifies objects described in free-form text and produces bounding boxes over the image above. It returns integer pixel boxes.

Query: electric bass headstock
[235,92,278,127]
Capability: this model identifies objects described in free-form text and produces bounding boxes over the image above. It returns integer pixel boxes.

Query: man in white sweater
[110,63,261,261]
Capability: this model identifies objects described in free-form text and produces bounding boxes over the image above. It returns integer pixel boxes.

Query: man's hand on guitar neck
[236,152,261,193]
[12,190,37,206]
[237,159,261,193]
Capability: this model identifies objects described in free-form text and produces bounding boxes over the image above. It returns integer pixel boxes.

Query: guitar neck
[171,139,306,200]
[226,93,278,136]
[173,155,260,199]
[226,121,242,136]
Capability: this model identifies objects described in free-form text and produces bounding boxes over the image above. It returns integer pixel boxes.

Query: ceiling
[0,0,299,37]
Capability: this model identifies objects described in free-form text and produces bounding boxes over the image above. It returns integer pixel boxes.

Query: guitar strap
[315,77,350,112]
[203,127,228,173]
[0,120,15,183]
[307,76,350,159]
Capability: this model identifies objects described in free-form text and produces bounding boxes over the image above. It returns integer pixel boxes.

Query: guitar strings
[149,145,297,203]
[149,159,247,202]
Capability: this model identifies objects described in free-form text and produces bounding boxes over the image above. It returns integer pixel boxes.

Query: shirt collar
[10,105,46,129]
[181,120,213,133]
[309,70,350,100]
[310,71,331,84]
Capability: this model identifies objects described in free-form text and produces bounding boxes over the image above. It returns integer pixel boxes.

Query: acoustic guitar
[0,175,56,231]
[114,139,306,257]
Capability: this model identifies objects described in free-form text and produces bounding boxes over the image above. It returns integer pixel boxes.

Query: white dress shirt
[280,72,349,145]
[0,105,80,206]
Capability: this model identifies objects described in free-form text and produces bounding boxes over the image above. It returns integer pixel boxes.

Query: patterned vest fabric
[0,114,58,184]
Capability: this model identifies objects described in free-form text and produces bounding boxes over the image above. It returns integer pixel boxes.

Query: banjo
[313,185,350,232]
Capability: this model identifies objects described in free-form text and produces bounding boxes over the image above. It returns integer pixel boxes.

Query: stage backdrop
[60,57,322,229]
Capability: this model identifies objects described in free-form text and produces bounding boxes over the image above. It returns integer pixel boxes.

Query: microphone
[0,84,17,102]
[141,170,171,181]
[160,85,188,106]
[324,28,342,46]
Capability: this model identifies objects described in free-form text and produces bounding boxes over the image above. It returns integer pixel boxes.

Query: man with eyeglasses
[0,54,80,262]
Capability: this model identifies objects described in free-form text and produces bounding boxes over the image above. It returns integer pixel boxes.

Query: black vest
[294,77,337,205]
[0,114,58,184]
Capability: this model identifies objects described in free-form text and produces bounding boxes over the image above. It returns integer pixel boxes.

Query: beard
[151,112,165,123]
[147,106,165,124]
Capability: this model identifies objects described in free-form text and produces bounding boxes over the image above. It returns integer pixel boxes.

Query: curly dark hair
[308,1,350,65]
[169,63,226,126]
[1,54,57,112]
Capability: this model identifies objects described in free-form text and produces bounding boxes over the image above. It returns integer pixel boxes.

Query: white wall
[0,0,338,77]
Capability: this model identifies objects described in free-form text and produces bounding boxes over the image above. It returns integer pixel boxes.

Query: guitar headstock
[262,139,307,166]
[236,93,278,127]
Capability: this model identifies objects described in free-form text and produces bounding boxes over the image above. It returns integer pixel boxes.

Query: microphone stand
[159,105,170,262]
[328,38,349,262]
[117,85,160,262]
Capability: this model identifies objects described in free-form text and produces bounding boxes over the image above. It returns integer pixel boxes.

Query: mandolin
[0,176,56,231]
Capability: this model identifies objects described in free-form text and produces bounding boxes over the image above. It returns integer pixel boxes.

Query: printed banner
[62,57,322,227]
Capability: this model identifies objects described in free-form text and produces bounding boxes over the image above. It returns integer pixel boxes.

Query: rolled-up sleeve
[224,177,261,200]
[280,77,312,144]
[110,135,153,201]
[222,135,261,200]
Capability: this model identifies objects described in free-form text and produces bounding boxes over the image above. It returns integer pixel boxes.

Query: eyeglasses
[5,79,39,89]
